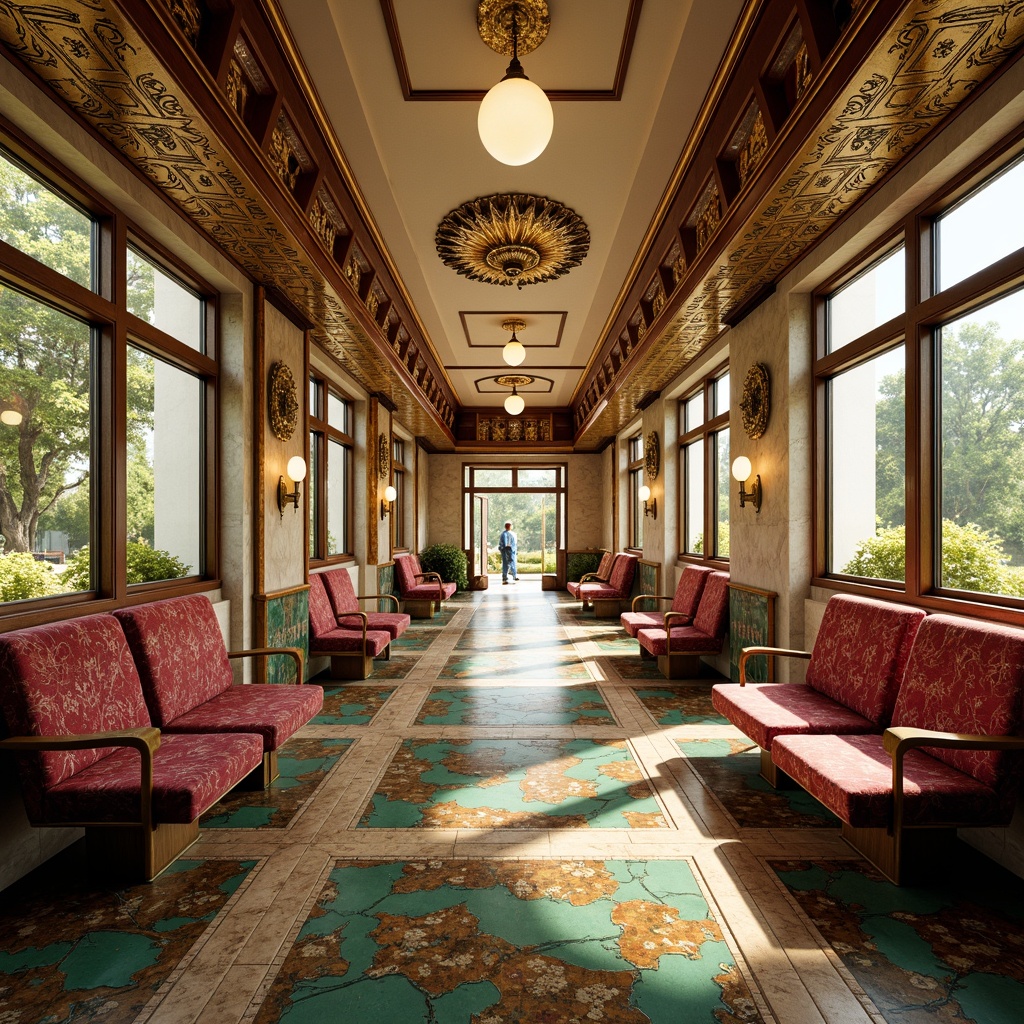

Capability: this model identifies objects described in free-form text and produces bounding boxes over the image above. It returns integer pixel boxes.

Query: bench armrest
[228,646,305,683]
[882,727,1024,833]
[0,727,161,828]
[631,594,672,611]
[579,572,609,584]
[663,611,692,656]
[357,592,400,611]
[414,571,444,601]
[738,646,809,685]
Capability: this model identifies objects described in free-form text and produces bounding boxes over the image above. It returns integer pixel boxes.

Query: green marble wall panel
[265,588,309,683]
[728,585,775,682]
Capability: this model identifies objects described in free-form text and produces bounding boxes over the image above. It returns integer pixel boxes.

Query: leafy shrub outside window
[62,541,191,591]
[418,543,468,591]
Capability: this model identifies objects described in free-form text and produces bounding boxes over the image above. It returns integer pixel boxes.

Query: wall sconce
[278,455,306,518]
[381,484,397,520]
[731,456,762,513]
[638,484,657,519]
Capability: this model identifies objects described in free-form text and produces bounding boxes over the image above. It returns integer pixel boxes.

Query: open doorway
[464,465,567,580]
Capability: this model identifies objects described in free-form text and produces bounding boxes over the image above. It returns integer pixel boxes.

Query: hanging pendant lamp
[477,2,553,166]
[501,317,527,366]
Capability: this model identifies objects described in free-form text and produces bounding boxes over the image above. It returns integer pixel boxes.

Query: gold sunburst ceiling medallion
[477,0,550,57]
[436,194,590,288]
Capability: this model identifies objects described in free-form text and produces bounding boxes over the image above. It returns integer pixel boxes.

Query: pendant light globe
[478,75,553,166]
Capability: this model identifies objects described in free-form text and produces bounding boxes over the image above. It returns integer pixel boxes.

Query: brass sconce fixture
[732,456,762,513]
[278,455,306,517]
[638,484,657,519]
[381,484,397,520]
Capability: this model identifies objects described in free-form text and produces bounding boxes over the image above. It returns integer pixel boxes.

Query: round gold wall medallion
[644,431,660,480]
[378,432,390,479]
[268,362,298,441]
[741,363,770,439]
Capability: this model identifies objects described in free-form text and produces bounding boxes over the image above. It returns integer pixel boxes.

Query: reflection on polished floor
[2,581,1024,1023]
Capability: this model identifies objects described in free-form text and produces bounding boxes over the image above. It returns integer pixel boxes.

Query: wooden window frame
[812,128,1024,626]
[678,361,730,567]
[0,128,220,630]
[308,374,354,565]
[391,435,407,553]
[627,432,644,552]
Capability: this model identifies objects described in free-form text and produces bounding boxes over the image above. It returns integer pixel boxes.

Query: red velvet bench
[577,552,638,617]
[711,594,925,786]
[636,571,730,678]
[320,566,410,639]
[114,594,321,788]
[0,613,264,881]
[309,572,392,679]
[393,553,456,618]
[620,564,714,637]
[567,550,613,604]
[771,613,1024,884]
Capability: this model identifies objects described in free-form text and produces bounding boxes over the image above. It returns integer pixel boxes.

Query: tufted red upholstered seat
[620,565,714,637]
[0,613,263,880]
[577,553,638,617]
[566,550,614,602]
[636,571,730,678]
[320,566,410,639]
[711,594,925,786]
[114,594,321,788]
[393,553,457,618]
[308,572,392,679]
[771,613,1024,883]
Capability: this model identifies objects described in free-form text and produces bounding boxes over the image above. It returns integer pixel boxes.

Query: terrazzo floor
[2,579,1023,1023]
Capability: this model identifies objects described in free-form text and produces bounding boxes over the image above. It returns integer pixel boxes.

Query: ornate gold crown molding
[436,194,590,288]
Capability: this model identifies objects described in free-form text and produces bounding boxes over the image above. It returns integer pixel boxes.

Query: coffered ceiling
[278,0,745,412]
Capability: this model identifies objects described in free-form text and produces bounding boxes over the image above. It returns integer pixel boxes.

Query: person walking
[498,521,518,584]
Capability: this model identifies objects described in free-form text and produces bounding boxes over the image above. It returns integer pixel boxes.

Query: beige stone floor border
[150,586,881,1024]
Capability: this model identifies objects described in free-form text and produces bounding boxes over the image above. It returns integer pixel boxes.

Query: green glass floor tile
[201,737,353,828]
[416,686,615,726]
[632,686,726,725]
[0,854,255,1023]
[253,858,762,1023]
[359,737,666,829]
[439,648,592,680]
[773,853,1024,1024]
[677,737,838,828]
[315,685,396,724]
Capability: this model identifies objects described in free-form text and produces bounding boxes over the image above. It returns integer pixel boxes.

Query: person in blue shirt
[498,521,518,584]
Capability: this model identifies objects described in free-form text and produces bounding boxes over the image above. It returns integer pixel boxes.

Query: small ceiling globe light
[504,385,525,416]
[501,317,526,366]
[496,373,532,416]
[477,1,553,166]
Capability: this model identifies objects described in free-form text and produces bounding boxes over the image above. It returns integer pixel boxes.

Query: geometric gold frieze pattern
[0,0,455,446]
[573,0,1024,446]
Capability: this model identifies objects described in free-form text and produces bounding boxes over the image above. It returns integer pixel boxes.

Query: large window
[391,436,407,551]
[0,140,216,621]
[627,432,644,550]
[817,144,1024,616]
[679,365,730,562]
[308,376,353,563]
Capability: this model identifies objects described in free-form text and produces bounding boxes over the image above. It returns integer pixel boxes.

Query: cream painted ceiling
[277,0,745,411]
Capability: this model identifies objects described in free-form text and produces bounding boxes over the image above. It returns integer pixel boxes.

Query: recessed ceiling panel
[385,0,640,95]
[461,310,566,349]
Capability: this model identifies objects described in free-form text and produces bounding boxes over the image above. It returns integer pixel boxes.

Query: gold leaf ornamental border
[378,431,391,478]
[644,431,660,480]
[740,363,769,440]
[477,0,550,57]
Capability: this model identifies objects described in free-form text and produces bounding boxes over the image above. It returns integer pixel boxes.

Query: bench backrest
[308,572,342,639]
[393,553,421,594]
[893,614,1024,793]
[594,550,614,579]
[606,553,637,597]
[114,595,233,728]
[692,571,730,639]
[806,594,926,726]
[671,565,714,615]
[0,614,151,808]
[322,567,358,615]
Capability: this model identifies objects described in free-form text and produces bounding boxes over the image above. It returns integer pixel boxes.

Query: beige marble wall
[263,304,307,595]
